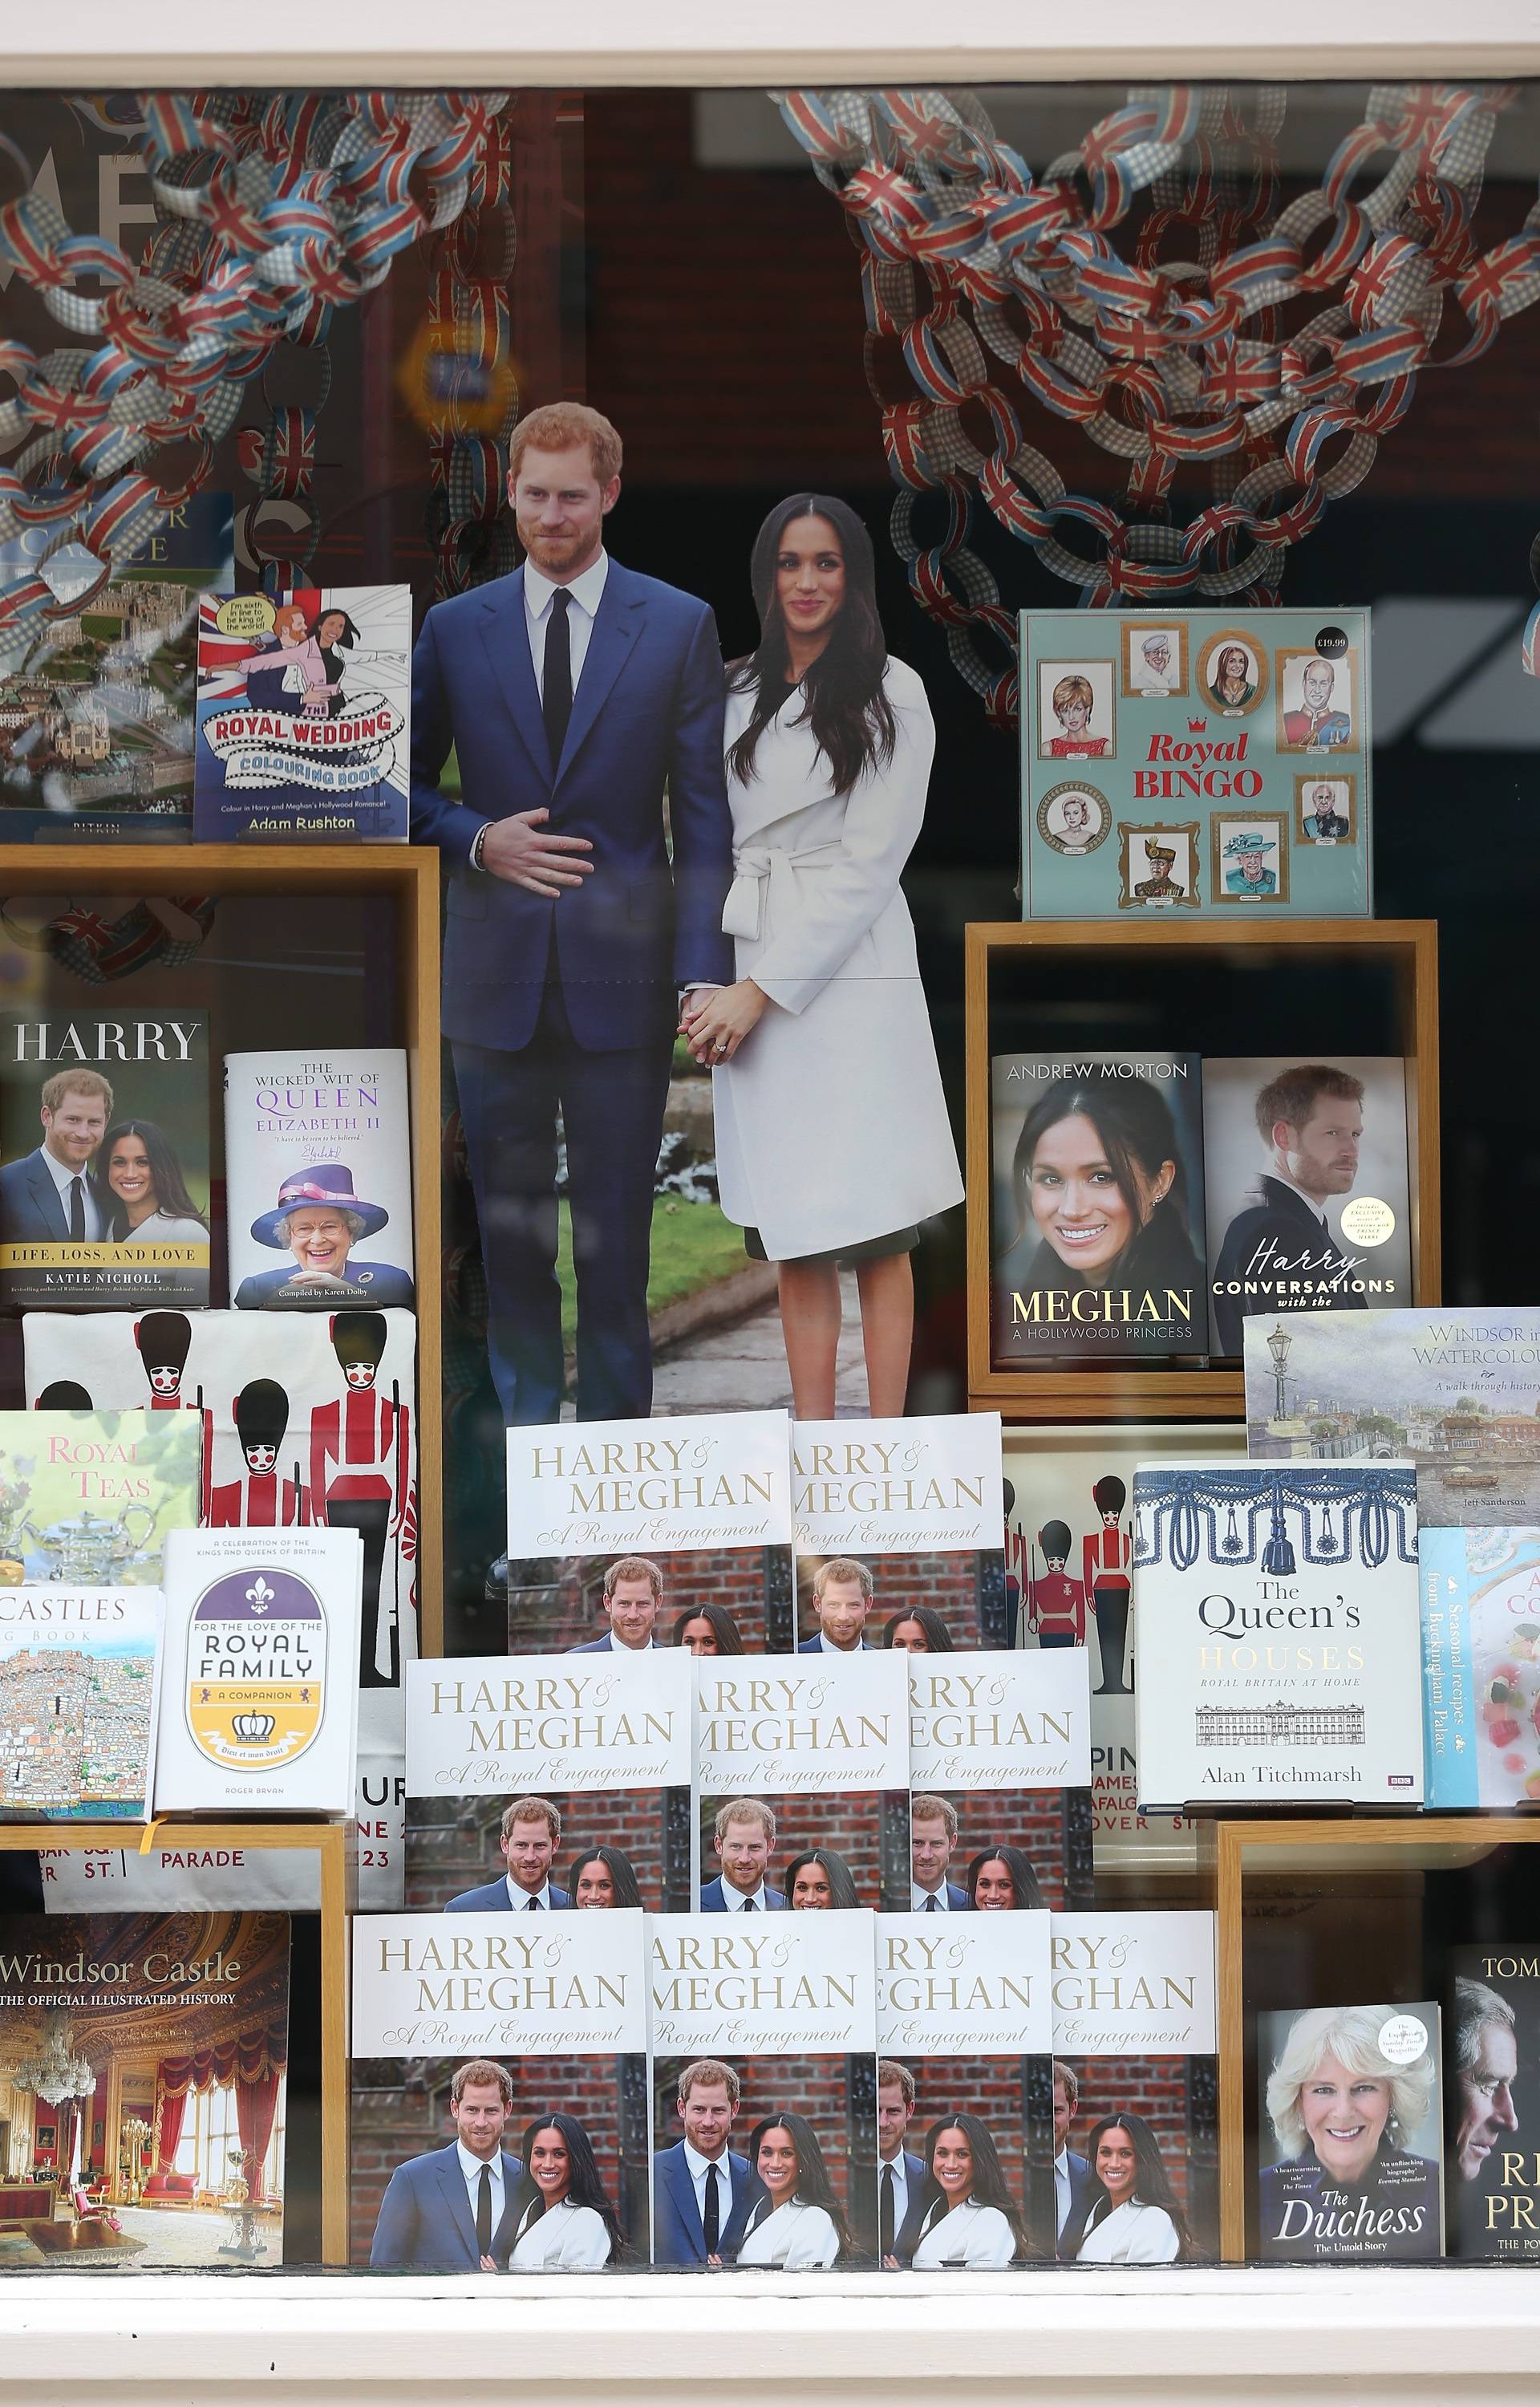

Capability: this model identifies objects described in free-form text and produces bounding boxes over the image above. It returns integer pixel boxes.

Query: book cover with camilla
[224,1049,415,1313]
[990,1052,1207,1367]
[1132,1460,1424,1811]
[1257,2002,1444,2262]
[0,1009,209,1310]
[193,586,409,840]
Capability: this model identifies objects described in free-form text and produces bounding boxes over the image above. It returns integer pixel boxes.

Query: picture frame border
[1120,620,1189,700]
[1116,820,1202,911]
[1275,643,1360,757]
[1194,629,1270,719]
[1035,656,1118,762]
[1212,809,1291,905]
[1036,779,1112,858]
[1293,769,1359,846]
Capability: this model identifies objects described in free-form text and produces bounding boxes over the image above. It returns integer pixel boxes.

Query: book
[990,1051,1207,1366]
[224,1049,415,1313]
[649,1910,878,2269]
[193,585,410,841]
[1420,1528,1540,1807]
[156,1527,363,1814]
[0,1009,209,1309]
[1202,1056,1412,1356]
[0,1910,290,2263]
[505,1409,795,1653]
[905,1649,1090,1912]
[1243,1307,1540,1529]
[403,1647,693,1910]
[1050,1912,1220,2265]
[0,493,233,842]
[0,1587,163,1819]
[695,1649,910,1911]
[1019,605,1372,920]
[1133,1460,1424,1810]
[352,1908,649,2269]
[876,1913,1052,2266]
[1447,1947,1533,2259]
[1257,2001,1444,2261]
[792,1413,1007,1650]
[0,1407,201,1587]
[23,1309,418,1720]
[1005,1423,1250,1875]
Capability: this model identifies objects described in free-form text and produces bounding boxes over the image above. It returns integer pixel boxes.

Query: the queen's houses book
[1132,1461,1424,1810]
[1447,1946,1535,2259]
[0,1587,164,1819]
[224,1049,415,1312]
[0,1009,209,1309]
[1420,1528,1540,1808]
[990,1052,1207,1367]
[1257,2001,1444,2262]
[156,1526,363,1813]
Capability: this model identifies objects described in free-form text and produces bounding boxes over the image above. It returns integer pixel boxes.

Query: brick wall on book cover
[406,1788,692,1910]
[897,2052,1037,2209]
[351,2053,649,2266]
[509,1547,792,1653]
[653,2052,875,2228]
[795,1550,1007,1650]
[1059,2052,1194,2214]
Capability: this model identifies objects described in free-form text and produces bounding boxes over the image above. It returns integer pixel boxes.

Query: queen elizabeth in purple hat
[233,1163,415,1310]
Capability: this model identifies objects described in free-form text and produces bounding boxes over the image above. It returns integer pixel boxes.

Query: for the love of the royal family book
[194,587,409,840]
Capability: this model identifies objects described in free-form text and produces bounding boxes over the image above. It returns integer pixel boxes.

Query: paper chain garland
[0,89,511,646]
[777,83,1540,729]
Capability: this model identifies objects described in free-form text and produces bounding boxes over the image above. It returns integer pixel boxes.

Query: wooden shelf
[965,917,1441,1423]
[0,843,443,1653]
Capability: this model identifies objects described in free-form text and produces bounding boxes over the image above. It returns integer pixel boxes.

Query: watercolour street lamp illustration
[1266,1321,1292,1422]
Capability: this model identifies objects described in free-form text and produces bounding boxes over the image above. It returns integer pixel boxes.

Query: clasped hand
[679,979,768,1065]
[480,808,594,897]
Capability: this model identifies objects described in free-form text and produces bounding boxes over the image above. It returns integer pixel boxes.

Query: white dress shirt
[682,2139,732,2239]
[456,2140,505,2244]
[39,1145,104,1240]
[505,1875,553,1911]
[879,2151,910,2242]
[721,1881,768,1912]
[910,1882,950,1912]
[523,552,609,700]
[509,2196,610,2270]
[815,1630,869,1653]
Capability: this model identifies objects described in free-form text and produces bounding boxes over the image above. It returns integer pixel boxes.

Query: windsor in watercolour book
[1132,1460,1424,1810]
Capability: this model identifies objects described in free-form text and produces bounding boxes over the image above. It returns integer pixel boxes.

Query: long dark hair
[510,2113,627,2263]
[915,2111,1031,2260]
[671,1601,745,1655]
[784,1846,860,1910]
[881,1604,954,1652]
[727,493,898,797]
[744,2112,852,2260]
[964,1843,1044,1911]
[1060,2110,1198,2260]
[1009,1076,1197,1292]
[567,1845,643,1910]
[100,1119,208,1238]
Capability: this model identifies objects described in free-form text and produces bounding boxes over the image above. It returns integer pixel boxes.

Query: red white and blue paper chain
[0,88,509,647]
[778,83,1540,727]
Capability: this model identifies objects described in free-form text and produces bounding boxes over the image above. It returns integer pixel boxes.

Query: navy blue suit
[797,1635,871,1654]
[567,1633,655,1654]
[651,2142,760,2266]
[0,1151,105,1243]
[912,1881,973,1912]
[369,2143,524,2269]
[881,2149,928,2265]
[411,559,733,1426]
[699,1877,786,1913]
[444,1877,573,1912]
[1056,2148,1091,2255]
[233,1260,415,1310]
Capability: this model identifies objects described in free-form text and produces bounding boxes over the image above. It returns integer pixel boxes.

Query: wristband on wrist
[469,822,489,871]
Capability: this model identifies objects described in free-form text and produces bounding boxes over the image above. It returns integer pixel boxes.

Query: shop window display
[0,76,1536,2275]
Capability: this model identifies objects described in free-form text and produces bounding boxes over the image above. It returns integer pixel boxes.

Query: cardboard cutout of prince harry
[410,404,734,1463]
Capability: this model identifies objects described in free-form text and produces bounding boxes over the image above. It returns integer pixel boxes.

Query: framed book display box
[967,919,1441,1420]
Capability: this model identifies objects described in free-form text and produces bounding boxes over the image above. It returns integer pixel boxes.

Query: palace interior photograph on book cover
[11,58,1540,2348]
